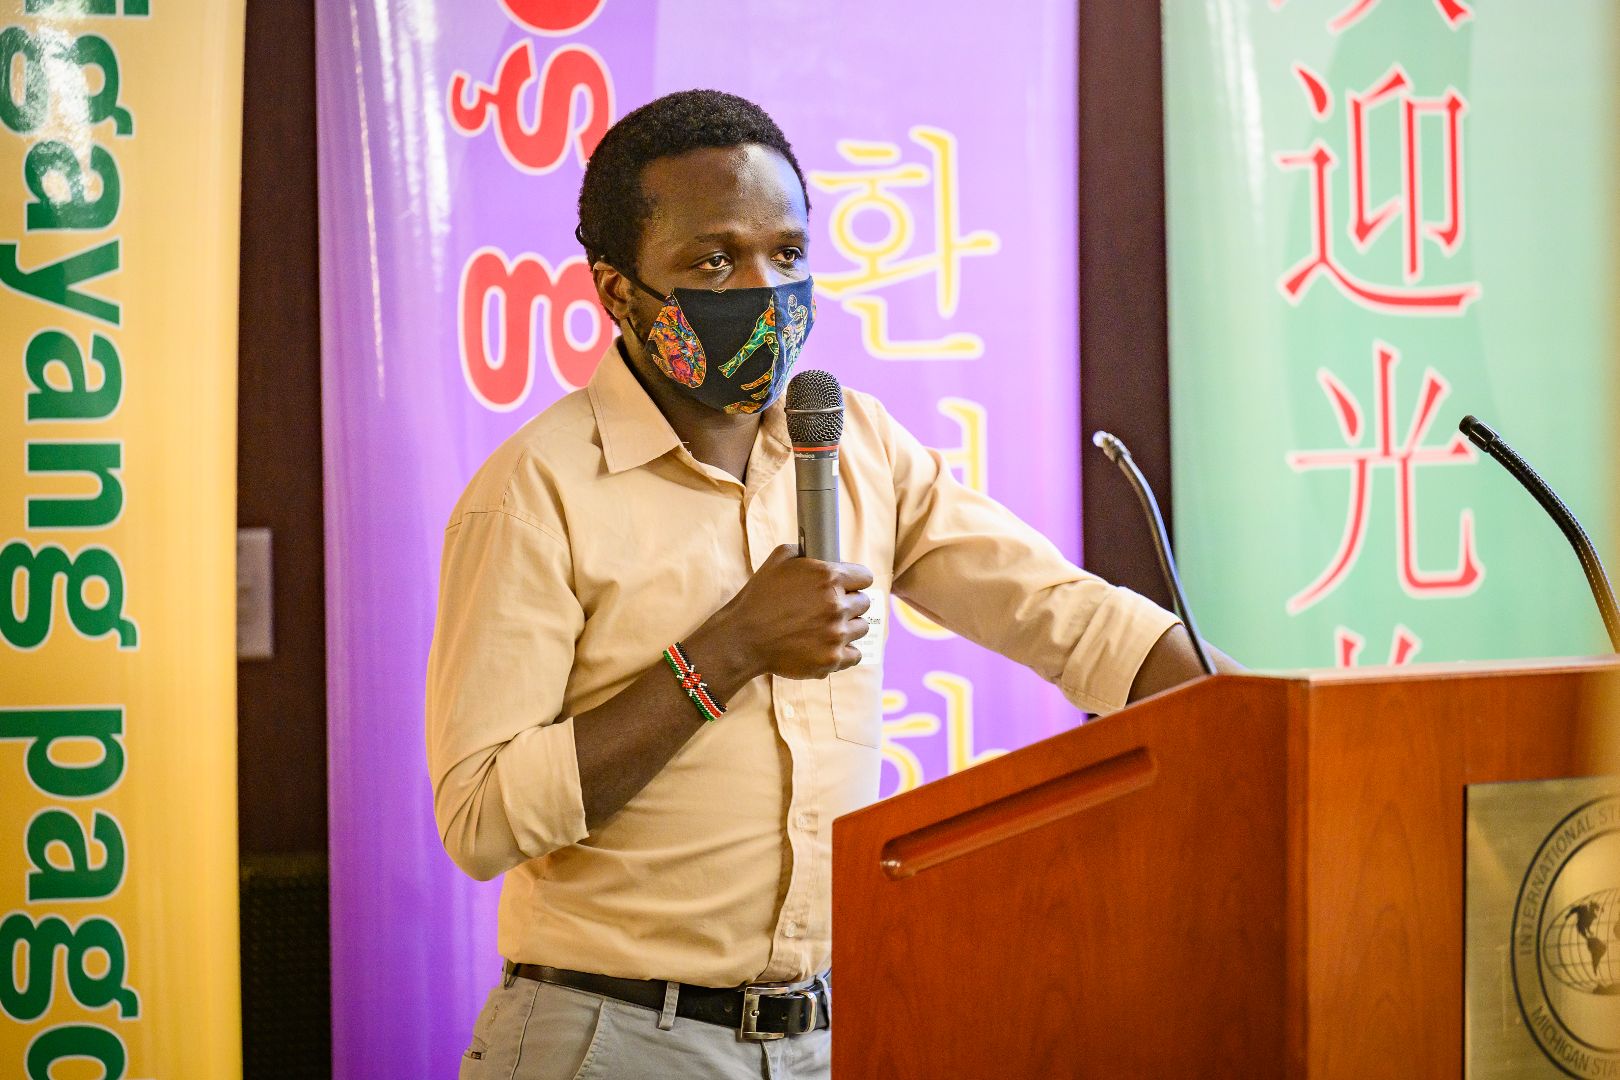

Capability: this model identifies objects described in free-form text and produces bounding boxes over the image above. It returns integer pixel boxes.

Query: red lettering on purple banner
[448,41,613,175]
[459,248,606,410]
[497,0,605,35]
[449,1,617,408]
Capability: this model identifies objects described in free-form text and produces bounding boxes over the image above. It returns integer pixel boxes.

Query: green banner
[1165,0,1619,669]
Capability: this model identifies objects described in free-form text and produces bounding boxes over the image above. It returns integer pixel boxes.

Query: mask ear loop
[576,224,673,335]
[609,265,675,347]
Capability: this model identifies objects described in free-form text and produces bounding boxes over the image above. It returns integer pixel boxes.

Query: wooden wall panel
[1078,0,1175,609]
[237,0,327,858]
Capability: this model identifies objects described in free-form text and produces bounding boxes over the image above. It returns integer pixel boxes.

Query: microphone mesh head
[785,370,844,447]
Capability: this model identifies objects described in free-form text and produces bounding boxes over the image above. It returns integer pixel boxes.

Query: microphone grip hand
[686,544,874,686]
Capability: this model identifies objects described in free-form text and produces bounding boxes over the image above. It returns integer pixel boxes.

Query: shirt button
[785,922,801,939]
[795,812,813,829]
[781,703,795,720]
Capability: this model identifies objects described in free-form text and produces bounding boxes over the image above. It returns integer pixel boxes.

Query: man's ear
[592,260,631,326]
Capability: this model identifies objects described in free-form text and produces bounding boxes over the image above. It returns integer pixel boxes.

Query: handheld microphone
[785,370,844,562]
[1091,431,1217,676]
[1459,415,1620,651]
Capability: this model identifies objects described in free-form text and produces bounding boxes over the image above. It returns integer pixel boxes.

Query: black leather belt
[504,961,829,1041]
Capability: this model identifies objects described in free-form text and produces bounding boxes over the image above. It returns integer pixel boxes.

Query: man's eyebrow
[685,227,810,246]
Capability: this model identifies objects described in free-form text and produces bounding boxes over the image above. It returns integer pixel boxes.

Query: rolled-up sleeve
[870,397,1180,715]
[425,505,589,880]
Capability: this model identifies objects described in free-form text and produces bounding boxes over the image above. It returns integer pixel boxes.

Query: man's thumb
[762,542,800,568]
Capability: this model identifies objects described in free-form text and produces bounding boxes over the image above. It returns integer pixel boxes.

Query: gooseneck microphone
[1459,415,1620,651]
[1091,431,1217,677]
[785,371,844,562]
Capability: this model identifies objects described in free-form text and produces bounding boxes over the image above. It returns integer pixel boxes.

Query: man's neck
[622,344,761,483]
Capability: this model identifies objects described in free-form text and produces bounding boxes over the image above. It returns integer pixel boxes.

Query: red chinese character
[1287,342,1483,614]
[1277,65,1479,314]
[1336,625,1421,667]
[1270,0,1472,35]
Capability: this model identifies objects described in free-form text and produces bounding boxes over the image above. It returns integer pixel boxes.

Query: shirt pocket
[827,587,887,747]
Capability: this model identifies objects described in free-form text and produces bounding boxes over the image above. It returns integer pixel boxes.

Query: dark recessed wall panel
[237,0,327,857]
[1078,2,1175,610]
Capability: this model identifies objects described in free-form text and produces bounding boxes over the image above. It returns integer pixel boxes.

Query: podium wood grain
[831,660,1616,1079]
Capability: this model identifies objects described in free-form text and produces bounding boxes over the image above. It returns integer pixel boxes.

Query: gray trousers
[459,973,833,1080]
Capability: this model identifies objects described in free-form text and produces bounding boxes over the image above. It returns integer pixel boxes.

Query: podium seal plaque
[1469,780,1620,1079]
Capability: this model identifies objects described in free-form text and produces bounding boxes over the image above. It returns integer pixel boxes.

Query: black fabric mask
[619,270,816,414]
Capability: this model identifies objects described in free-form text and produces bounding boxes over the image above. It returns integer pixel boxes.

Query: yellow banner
[0,2,244,1077]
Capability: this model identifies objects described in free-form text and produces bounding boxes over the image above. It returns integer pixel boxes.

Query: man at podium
[425,89,1232,1080]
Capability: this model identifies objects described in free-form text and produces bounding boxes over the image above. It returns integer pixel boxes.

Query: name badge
[853,589,886,666]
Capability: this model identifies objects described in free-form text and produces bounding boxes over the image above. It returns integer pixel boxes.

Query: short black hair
[576,89,809,276]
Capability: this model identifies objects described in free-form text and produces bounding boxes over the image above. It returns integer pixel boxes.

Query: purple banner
[317,1,1078,1073]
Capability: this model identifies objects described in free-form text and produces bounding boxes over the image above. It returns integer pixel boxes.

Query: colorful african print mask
[621,272,816,414]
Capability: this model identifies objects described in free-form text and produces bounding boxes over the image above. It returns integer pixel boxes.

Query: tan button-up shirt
[426,342,1178,987]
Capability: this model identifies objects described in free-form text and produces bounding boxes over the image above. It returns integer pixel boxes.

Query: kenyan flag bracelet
[663,641,728,723]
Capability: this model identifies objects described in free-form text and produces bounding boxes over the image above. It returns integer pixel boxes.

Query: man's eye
[697,254,730,271]
[776,248,805,264]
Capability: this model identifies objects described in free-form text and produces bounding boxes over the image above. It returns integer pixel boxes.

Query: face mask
[619,271,816,414]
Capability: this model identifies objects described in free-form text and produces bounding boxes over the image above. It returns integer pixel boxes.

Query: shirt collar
[586,340,792,476]
[588,340,683,475]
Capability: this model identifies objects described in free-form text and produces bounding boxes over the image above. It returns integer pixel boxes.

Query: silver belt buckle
[739,984,816,1042]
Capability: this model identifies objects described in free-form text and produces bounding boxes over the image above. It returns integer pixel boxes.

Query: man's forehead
[640,144,807,232]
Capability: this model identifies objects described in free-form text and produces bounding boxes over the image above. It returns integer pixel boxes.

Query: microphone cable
[1460,415,1620,652]
[1092,431,1217,676]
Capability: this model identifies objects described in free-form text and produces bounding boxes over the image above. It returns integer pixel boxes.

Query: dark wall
[238,0,327,858]
[1077,2,1175,609]
[237,2,330,1074]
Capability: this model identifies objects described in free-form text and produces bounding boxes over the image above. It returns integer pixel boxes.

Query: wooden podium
[831,659,1618,1078]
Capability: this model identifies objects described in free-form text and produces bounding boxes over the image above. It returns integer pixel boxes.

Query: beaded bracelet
[662,641,728,723]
